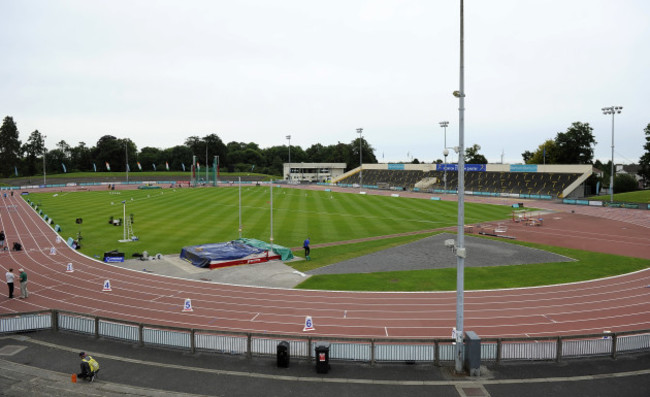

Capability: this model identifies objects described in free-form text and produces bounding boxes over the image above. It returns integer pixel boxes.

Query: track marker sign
[66,263,74,273]
[183,298,194,312]
[303,316,315,331]
[49,247,56,255]
[102,280,112,291]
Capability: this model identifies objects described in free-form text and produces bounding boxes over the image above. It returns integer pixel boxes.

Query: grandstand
[334,163,592,199]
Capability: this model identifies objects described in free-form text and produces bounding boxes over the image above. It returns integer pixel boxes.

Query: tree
[638,123,650,188]
[614,173,638,193]
[465,144,487,164]
[0,116,23,177]
[524,140,557,164]
[92,135,123,171]
[554,122,596,164]
[22,130,46,176]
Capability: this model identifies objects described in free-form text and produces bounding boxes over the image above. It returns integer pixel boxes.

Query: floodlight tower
[357,128,363,188]
[601,106,622,202]
[42,135,47,185]
[453,0,467,374]
[286,135,291,181]
[439,121,449,191]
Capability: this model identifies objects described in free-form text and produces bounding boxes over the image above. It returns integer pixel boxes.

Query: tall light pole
[125,140,129,183]
[357,128,363,188]
[602,106,622,202]
[453,0,467,374]
[42,135,47,186]
[439,121,449,191]
[286,135,291,181]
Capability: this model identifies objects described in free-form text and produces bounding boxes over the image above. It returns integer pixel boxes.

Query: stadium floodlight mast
[286,135,291,181]
[601,106,622,203]
[439,121,449,191]
[357,128,363,189]
[125,140,129,183]
[453,0,467,374]
[42,135,47,185]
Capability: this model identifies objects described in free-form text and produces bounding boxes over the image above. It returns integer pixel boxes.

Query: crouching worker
[77,352,100,382]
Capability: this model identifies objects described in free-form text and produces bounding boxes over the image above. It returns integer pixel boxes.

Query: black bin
[277,341,290,368]
[314,342,330,374]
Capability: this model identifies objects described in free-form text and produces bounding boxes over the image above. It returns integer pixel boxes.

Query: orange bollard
[71,373,77,383]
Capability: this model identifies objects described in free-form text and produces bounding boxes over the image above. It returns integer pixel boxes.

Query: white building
[283,163,347,183]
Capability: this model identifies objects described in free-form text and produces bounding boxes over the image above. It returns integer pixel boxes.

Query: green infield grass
[586,190,650,204]
[26,186,512,260]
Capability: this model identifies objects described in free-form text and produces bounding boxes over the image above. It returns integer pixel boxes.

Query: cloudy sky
[2,0,648,165]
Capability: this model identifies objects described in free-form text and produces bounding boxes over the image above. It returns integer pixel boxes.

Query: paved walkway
[0,332,649,397]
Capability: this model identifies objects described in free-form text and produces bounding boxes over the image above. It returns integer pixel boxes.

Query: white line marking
[251,313,260,321]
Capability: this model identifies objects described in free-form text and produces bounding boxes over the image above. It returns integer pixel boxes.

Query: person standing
[0,230,5,251]
[5,268,14,298]
[18,268,28,299]
[303,237,311,261]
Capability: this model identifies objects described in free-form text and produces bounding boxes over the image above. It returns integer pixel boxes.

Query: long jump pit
[180,238,293,269]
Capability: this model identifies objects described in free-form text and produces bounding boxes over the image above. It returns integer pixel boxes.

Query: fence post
[434,340,440,366]
[51,310,58,332]
[138,324,144,347]
[555,337,562,363]
[94,317,100,339]
[370,339,375,366]
[190,329,196,354]
[246,334,252,359]
[308,337,313,362]
[611,333,618,360]
[496,338,502,364]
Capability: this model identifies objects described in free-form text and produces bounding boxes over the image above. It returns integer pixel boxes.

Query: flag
[152,163,156,171]
[137,161,142,171]
[165,161,169,171]
[14,166,18,176]
[105,162,111,171]
[251,164,255,171]
[93,163,96,172]
[127,164,130,172]
[62,163,67,173]
[181,163,185,172]
[197,162,200,171]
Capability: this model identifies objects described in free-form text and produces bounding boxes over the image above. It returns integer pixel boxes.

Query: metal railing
[2,310,648,365]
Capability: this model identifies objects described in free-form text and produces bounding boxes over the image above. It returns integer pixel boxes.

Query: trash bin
[277,341,290,368]
[314,342,330,374]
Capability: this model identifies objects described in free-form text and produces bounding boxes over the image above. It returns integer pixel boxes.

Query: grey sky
[2,0,648,165]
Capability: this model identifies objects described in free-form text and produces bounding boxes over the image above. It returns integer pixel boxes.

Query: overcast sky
[2,0,648,165]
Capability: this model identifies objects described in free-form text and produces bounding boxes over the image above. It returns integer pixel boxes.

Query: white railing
[2,310,648,365]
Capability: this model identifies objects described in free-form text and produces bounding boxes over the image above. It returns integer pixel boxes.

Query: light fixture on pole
[286,135,291,181]
[42,135,47,186]
[601,106,622,203]
[453,0,467,374]
[357,128,363,188]
[125,140,129,183]
[439,121,449,191]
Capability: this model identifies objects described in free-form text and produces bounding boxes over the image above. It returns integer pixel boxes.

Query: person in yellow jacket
[77,352,100,381]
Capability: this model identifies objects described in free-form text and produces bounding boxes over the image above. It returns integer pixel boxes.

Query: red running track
[1,192,650,339]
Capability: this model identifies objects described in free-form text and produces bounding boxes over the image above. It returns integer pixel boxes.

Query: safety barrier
[2,310,648,365]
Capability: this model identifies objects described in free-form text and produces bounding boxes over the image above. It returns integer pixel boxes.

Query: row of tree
[521,121,650,188]
[0,116,381,178]
[1,116,648,188]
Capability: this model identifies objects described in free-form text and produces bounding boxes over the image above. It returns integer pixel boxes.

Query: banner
[137,161,142,170]
[105,162,111,171]
[62,163,67,173]
[166,161,170,171]
[181,163,185,172]
[152,163,156,171]
[126,164,130,172]
[93,163,96,172]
